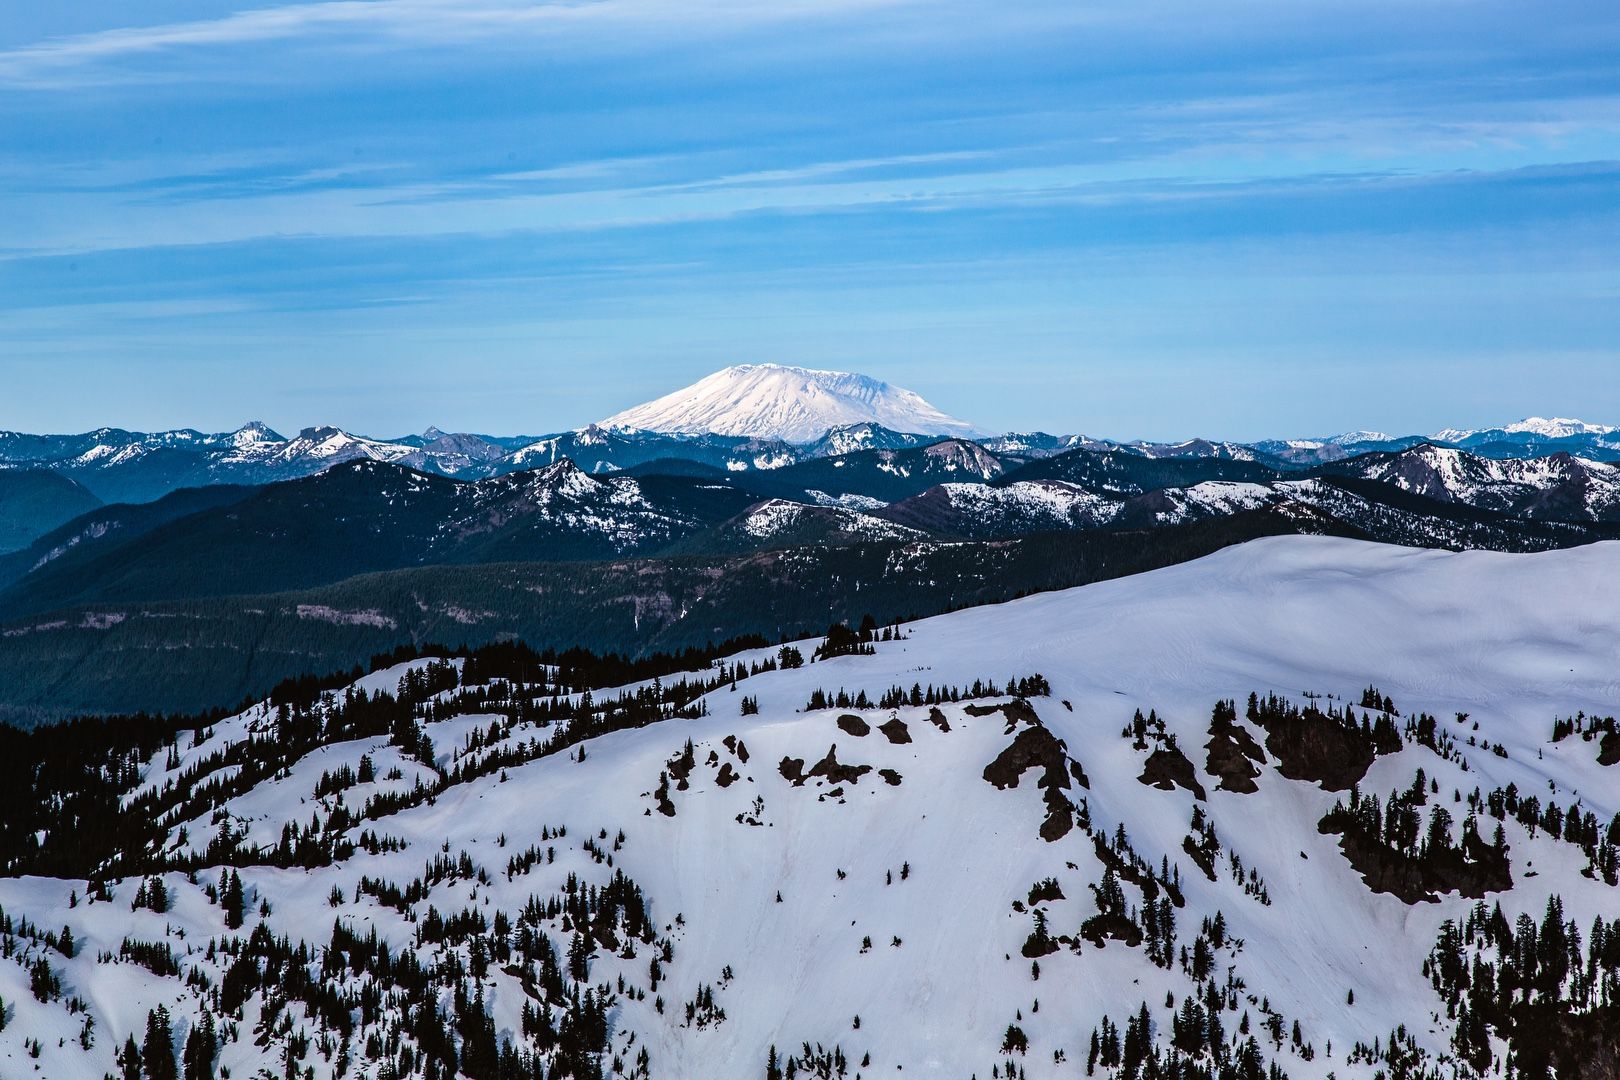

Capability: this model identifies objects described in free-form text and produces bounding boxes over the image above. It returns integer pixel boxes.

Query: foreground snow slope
[1,536,1618,1079]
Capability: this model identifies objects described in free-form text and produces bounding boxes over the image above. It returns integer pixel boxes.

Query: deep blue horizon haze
[2,0,1618,441]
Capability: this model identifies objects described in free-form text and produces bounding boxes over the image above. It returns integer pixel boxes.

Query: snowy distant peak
[1502,416,1618,437]
[1325,430,1393,446]
[600,363,985,443]
[239,419,280,438]
[277,426,416,465]
[803,422,935,458]
[1432,417,1619,442]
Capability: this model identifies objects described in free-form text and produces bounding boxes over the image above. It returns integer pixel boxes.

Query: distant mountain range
[9,436,1618,615]
[2,410,1617,549]
[3,365,1620,718]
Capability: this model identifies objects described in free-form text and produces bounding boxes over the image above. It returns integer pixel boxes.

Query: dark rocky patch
[1079,912,1143,949]
[803,744,872,787]
[1506,1003,1620,1080]
[964,698,1039,730]
[1138,742,1206,800]
[1318,809,1513,904]
[669,741,697,790]
[1264,719,1372,790]
[1021,933,1060,959]
[1600,730,1620,766]
[721,734,751,763]
[778,757,804,784]
[878,717,911,744]
[1249,692,1400,791]
[1204,701,1265,794]
[836,714,870,737]
[878,768,902,786]
[1093,835,1184,907]
[1001,698,1040,727]
[654,772,676,817]
[927,707,951,732]
[983,723,1079,842]
[1069,760,1090,790]
[1028,879,1064,904]
[1182,835,1217,882]
[715,763,738,788]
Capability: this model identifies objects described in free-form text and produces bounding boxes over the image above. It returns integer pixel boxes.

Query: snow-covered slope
[714,498,925,550]
[1328,444,1620,521]
[600,364,984,443]
[0,537,1617,1079]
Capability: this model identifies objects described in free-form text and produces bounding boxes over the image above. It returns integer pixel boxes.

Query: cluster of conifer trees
[1426,895,1620,1078]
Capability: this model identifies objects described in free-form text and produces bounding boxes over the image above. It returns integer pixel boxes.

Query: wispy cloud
[7,125,1616,261]
[0,0,919,89]
[4,0,1619,436]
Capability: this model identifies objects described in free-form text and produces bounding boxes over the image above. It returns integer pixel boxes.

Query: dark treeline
[1427,895,1620,1079]
[0,631,770,882]
[0,509,1333,723]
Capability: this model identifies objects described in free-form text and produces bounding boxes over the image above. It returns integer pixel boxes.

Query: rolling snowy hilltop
[0,536,1616,1078]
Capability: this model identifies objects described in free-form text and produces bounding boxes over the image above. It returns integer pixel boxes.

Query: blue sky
[1,0,1617,441]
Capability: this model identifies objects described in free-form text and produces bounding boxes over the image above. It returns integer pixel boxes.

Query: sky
[1,0,1618,442]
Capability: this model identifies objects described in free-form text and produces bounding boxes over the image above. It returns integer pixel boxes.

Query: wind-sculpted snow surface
[0,537,1618,1078]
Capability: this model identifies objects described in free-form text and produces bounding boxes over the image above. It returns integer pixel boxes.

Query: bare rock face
[982,714,1079,842]
[1205,705,1266,794]
[1138,743,1206,800]
[1317,807,1513,904]
[878,717,912,744]
[1248,695,1398,791]
[837,714,871,737]
[1535,1006,1620,1080]
[804,745,872,787]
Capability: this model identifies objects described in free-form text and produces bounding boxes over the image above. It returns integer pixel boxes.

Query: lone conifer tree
[143,1005,178,1080]
[223,871,245,930]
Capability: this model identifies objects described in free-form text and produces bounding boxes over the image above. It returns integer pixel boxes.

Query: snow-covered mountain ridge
[1432,417,1620,442]
[0,536,1617,1078]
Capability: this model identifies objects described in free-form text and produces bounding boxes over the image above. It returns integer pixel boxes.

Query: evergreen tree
[568,931,591,983]
[142,1006,178,1080]
[183,1012,216,1080]
[118,1035,142,1080]
[223,871,245,930]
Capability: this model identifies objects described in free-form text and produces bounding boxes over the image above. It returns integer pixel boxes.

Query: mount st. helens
[0,537,1616,1079]
[598,363,985,443]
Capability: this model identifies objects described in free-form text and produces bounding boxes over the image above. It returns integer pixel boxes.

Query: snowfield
[1,536,1618,1079]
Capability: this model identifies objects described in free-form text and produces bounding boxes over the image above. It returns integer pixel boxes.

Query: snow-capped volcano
[599,363,985,443]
